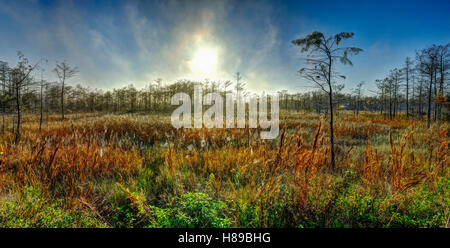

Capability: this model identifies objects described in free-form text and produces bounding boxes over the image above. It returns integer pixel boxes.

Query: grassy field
[0,111,448,227]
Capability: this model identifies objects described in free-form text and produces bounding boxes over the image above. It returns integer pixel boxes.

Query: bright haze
[1,0,449,93]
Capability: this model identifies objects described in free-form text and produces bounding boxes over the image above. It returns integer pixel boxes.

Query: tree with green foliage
[292,31,362,170]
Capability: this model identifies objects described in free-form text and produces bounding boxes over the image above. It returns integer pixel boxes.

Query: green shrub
[0,187,105,228]
[170,192,230,228]
[113,191,230,228]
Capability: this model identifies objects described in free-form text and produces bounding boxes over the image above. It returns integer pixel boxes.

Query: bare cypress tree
[235,72,246,97]
[292,31,362,171]
[416,47,438,128]
[389,68,403,118]
[0,61,12,133]
[436,44,449,122]
[405,57,413,118]
[417,74,425,120]
[411,72,416,120]
[38,71,48,132]
[385,76,394,120]
[353,81,364,115]
[54,61,78,120]
[11,52,38,142]
[375,79,388,116]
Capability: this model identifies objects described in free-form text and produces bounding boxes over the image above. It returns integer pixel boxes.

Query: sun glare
[190,48,217,77]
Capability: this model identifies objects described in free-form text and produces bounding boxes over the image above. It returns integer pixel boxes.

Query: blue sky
[0,0,449,94]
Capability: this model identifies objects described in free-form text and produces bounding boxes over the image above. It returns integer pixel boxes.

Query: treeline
[284,43,450,123]
[0,57,392,121]
[1,42,449,141]
[375,44,449,126]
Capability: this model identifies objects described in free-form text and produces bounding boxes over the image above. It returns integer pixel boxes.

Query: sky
[0,0,449,94]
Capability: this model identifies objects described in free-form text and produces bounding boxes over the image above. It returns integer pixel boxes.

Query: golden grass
[0,111,448,227]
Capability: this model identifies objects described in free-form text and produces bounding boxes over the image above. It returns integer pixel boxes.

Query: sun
[190,48,218,77]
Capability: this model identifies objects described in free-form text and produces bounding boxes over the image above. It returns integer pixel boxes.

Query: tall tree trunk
[406,68,409,117]
[411,79,415,121]
[389,90,393,120]
[356,95,360,115]
[427,73,433,128]
[328,59,335,171]
[61,79,65,120]
[1,102,5,133]
[39,83,43,132]
[418,81,423,121]
[433,68,437,122]
[438,57,444,122]
[15,87,20,143]
[1,112,4,133]
[46,92,49,124]
[328,89,335,171]
[393,81,397,118]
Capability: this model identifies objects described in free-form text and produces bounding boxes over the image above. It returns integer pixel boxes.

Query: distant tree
[104,90,113,112]
[0,61,12,133]
[390,68,403,118]
[11,52,38,142]
[416,46,438,128]
[235,72,246,96]
[436,44,449,122]
[332,83,345,116]
[127,84,138,112]
[292,31,362,170]
[353,81,364,115]
[54,61,78,120]
[375,79,388,116]
[38,65,49,132]
[223,80,232,94]
[404,57,413,117]
[384,76,394,120]
[411,72,416,120]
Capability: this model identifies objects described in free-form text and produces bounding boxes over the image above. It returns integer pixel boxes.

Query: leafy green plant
[0,187,105,228]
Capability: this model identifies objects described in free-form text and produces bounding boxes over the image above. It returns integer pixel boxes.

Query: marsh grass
[0,111,448,227]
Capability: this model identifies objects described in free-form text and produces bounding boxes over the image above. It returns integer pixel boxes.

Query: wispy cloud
[1,0,448,93]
